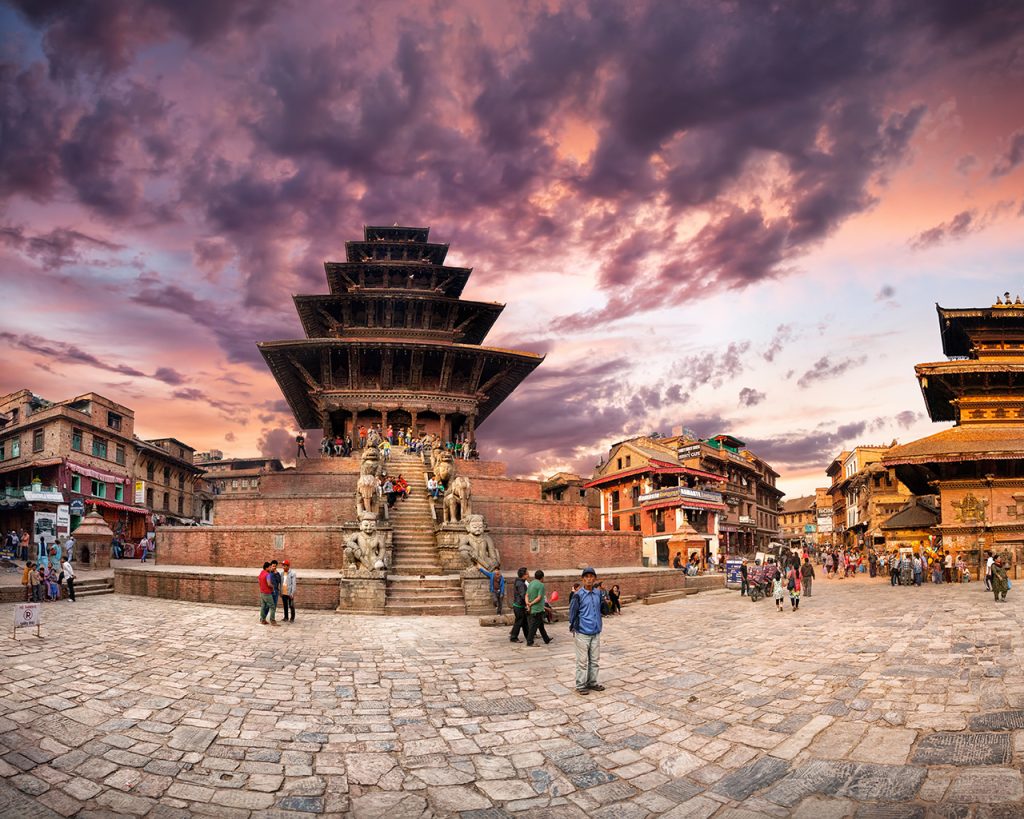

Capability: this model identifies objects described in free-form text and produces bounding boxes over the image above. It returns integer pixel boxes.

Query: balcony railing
[3,485,62,499]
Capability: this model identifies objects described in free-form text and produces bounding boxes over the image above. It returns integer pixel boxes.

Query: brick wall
[467,476,541,500]
[489,528,642,572]
[157,526,349,569]
[114,568,341,609]
[473,498,591,530]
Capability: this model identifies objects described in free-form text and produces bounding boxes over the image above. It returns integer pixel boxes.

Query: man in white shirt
[62,557,76,602]
[65,535,75,562]
[986,553,995,591]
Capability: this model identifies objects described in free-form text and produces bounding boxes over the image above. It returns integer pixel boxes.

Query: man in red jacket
[258,562,278,625]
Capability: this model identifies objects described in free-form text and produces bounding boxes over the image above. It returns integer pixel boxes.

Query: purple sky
[1,1,1023,498]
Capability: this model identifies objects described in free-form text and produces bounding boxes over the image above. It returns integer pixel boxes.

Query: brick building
[196,456,287,499]
[135,438,204,525]
[585,432,783,565]
[540,472,600,529]
[815,486,834,549]
[780,495,816,550]
[0,389,201,545]
[825,445,913,551]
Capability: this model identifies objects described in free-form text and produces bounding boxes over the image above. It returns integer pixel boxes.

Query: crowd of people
[301,423,478,461]
[20,557,76,602]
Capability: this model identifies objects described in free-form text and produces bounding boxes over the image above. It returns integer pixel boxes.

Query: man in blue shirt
[568,567,605,696]
[478,565,506,615]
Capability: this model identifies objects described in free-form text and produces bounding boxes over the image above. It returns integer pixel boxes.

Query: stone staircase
[74,577,115,599]
[383,451,468,615]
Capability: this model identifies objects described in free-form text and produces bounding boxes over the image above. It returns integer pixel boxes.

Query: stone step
[386,577,462,586]
[386,589,467,600]
[642,589,698,604]
[77,587,115,597]
[384,603,466,616]
[390,568,445,576]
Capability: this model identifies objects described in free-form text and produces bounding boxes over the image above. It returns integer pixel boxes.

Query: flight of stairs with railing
[382,450,468,615]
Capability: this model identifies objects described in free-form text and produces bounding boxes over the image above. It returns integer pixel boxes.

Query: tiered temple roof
[258,226,544,440]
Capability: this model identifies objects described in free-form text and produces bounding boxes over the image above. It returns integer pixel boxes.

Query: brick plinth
[114,567,342,609]
[156,525,350,569]
[489,528,642,572]
[338,576,386,614]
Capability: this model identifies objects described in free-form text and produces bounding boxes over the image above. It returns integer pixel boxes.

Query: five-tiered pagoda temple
[258,226,543,442]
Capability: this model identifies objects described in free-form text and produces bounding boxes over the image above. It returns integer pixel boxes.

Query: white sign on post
[56,504,70,534]
[13,603,41,639]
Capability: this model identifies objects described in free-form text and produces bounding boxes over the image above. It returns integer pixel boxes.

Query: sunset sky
[1,1,1022,499]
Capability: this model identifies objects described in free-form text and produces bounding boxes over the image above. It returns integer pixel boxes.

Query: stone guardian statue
[458,514,499,571]
[344,512,389,573]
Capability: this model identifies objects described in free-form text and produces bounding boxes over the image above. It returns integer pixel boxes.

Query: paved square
[2,576,1024,817]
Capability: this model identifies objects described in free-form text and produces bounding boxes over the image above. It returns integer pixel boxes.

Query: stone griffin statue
[355,445,383,519]
[458,514,499,571]
[344,512,388,573]
[366,427,382,449]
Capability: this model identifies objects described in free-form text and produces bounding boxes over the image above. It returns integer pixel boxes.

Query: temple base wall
[337,577,387,614]
[114,567,341,609]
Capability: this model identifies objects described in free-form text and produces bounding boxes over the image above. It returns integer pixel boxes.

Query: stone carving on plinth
[457,514,499,572]
[355,446,384,520]
[343,512,390,575]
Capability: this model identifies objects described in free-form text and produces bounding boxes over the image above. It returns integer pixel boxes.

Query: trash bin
[642,556,650,568]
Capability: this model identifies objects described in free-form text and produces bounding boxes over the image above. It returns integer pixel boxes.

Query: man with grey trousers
[568,566,605,696]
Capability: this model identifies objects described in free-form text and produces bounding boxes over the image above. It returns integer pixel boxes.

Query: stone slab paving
[1,575,1024,817]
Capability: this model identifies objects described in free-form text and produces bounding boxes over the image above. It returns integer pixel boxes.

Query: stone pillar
[439,413,448,441]
[350,409,358,439]
[410,410,418,435]
[381,408,389,433]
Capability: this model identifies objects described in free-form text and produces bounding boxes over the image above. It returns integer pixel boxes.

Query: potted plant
[31,475,42,491]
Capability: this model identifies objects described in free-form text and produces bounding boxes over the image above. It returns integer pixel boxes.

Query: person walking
[740,559,749,597]
[991,556,1009,603]
[525,570,552,646]
[569,567,605,695]
[772,568,785,612]
[800,557,815,598]
[280,560,296,622]
[509,567,528,643]
[258,562,278,625]
[787,564,801,611]
[912,553,923,587]
[62,556,76,602]
[295,434,307,459]
[478,565,505,615]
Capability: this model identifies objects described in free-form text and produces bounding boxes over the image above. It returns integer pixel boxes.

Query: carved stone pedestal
[437,523,471,573]
[338,575,387,614]
[463,574,497,616]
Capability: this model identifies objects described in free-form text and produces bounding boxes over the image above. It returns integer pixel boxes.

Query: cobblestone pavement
[2,576,1023,818]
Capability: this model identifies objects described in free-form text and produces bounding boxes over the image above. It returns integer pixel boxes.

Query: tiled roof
[881,497,940,530]
[883,424,1024,465]
[782,495,816,514]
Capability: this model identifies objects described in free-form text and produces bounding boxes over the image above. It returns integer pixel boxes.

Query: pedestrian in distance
[991,557,1009,603]
[280,560,296,622]
[740,559,749,597]
[295,433,307,459]
[258,561,278,625]
[772,568,785,612]
[912,553,923,586]
[509,567,528,642]
[525,569,552,646]
[985,551,994,591]
[62,556,76,602]
[787,564,801,611]
[608,584,622,614]
[569,567,605,695]
[269,559,282,609]
[800,557,815,598]
[21,561,32,602]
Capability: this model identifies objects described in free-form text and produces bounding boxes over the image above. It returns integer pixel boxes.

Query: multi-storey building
[825,445,912,550]
[0,389,201,545]
[135,437,203,525]
[780,495,816,550]
[586,432,783,565]
[815,486,834,550]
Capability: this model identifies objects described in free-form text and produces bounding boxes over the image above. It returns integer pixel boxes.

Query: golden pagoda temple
[884,296,1024,576]
[258,226,544,442]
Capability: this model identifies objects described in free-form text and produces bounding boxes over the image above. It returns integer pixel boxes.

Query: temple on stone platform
[258,226,544,442]
[884,297,1024,577]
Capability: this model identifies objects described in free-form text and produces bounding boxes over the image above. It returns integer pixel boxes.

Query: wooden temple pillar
[465,412,476,444]
[439,413,448,442]
[350,409,358,439]
[410,410,418,435]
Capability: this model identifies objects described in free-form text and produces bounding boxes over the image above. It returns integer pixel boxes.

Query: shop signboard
[817,510,833,534]
[639,486,724,504]
[69,499,85,516]
[725,559,743,586]
[56,504,70,534]
[676,444,702,461]
[134,480,145,505]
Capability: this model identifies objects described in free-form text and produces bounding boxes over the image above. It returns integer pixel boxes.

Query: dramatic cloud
[991,129,1024,177]
[763,325,793,362]
[1,332,147,378]
[745,420,868,472]
[738,387,766,407]
[0,224,122,268]
[796,355,867,388]
[910,209,978,249]
[671,341,751,393]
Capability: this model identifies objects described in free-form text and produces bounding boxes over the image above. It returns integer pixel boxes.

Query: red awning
[89,498,149,516]
[67,461,130,484]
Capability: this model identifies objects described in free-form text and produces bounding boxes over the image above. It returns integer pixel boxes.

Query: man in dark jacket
[509,567,528,642]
